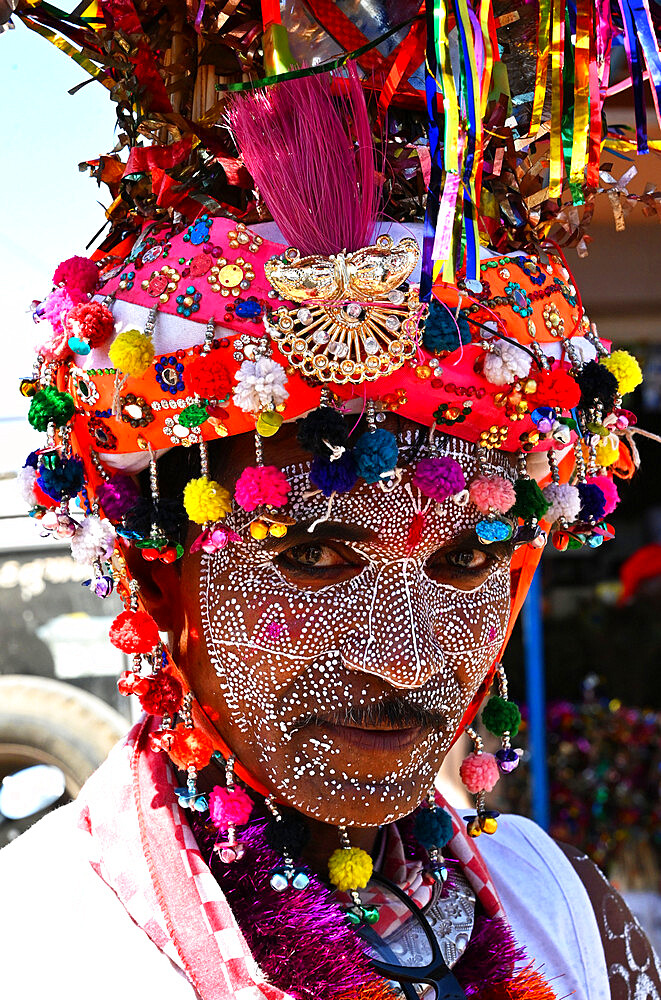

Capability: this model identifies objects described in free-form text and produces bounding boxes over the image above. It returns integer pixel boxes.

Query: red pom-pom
[209,785,254,828]
[138,671,183,716]
[529,367,580,411]
[459,752,500,793]
[52,255,99,294]
[187,353,232,401]
[117,670,150,697]
[168,727,214,770]
[65,301,115,348]
[109,610,160,653]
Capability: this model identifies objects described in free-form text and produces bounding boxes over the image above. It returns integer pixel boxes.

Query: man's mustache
[290,698,448,732]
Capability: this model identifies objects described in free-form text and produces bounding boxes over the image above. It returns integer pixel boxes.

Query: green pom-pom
[482,696,521,737]
[28,386,75,432]
[510,478,549,521]
[179,403,208,428]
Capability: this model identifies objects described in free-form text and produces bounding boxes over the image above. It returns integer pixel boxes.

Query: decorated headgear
[15,6,650,848]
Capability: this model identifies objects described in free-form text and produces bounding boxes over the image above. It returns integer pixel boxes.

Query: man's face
[176,425,513,827]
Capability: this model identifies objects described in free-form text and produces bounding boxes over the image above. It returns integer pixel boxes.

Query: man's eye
[446,549,488,571]
[276,542,364,580]
[425,546,500,586]
[287,544,327,567]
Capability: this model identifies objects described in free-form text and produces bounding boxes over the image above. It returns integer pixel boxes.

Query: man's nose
[339,560,445,689]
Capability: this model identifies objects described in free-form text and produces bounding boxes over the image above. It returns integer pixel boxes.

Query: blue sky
[0,18,117,468]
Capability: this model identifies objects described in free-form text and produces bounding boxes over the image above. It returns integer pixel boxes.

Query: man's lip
[308,720,425,751]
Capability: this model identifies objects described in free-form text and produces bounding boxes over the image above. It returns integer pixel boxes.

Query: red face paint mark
[406,512,426,553]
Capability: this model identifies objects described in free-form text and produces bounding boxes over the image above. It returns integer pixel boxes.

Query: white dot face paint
[193,436,514,827]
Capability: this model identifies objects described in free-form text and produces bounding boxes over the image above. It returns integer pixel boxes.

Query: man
[1,10,659,998]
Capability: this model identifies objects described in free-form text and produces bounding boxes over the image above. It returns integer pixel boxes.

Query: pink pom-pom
[459,752,500,794]
[209,785,253,829]
[35,288,87,360]
[235,465,290,511]
[52,255,99,294]
[412,457,465,502]
[586,475,619,515]
[469,474,516,514]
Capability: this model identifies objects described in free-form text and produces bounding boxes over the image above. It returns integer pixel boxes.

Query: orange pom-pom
[167,726,214,770]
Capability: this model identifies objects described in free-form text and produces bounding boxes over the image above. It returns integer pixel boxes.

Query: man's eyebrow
[264,520,376,551]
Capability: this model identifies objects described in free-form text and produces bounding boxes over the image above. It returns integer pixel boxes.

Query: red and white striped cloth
[75,717,505,1000]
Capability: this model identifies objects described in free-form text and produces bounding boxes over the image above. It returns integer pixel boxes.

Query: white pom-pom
[233,358,289,414]
[483,343,532,385]
[543,483,581,524]
[17,466,38,506]
[70,515,116,564]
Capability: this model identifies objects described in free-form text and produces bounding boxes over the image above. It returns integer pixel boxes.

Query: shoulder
[476,813,661,1000]
[0,797,193,998]
[474,813,612,1000]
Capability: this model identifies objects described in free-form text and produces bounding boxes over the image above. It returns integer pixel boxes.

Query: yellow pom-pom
[602,350,643,396]
[108,329,155,378]
[183,476,232,525]
[595,438,620,468]
[250,520,269,540]
[328,847,373,892]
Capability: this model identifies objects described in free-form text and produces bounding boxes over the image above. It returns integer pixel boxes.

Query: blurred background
[1,10,661,947]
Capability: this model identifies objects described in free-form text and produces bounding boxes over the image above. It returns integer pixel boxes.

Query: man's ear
[122,544,185,634]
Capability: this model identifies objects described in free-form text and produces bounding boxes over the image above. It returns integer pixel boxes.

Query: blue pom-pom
[23,451,39,470]
[422,301,471,354]
[577,482,606,522]
[353,428,399,484]
[309,452,358,497]
[414,806,453,849]
[37,457,85,501]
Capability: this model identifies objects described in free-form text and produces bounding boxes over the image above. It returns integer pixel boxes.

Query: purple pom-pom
[577,482,606,522]
[23,451,39,470]
[309,452,358,497]
[97,475,140,521]
[353,428,398,484]
[412,457,465,501]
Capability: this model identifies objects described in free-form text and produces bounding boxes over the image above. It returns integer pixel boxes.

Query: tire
[0,674,129,797]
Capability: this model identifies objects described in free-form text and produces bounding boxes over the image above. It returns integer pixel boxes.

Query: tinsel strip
[625,0,661,127]
[617,0,649,153]
[529,0,552,139]
[17,15,113,90]
[457,0,483,281]
[548,0,566,198]
[568,0,592,204]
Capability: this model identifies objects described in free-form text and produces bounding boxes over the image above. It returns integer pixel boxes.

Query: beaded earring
[482,662,522,775]
[132,447,185,563]
[413,792,454,883]
[509,450,548,547]
[174,693,209,813]
[209,755,254,863]
[459,727,500,837]
[328,826,378,926]
[264,796,311,891]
